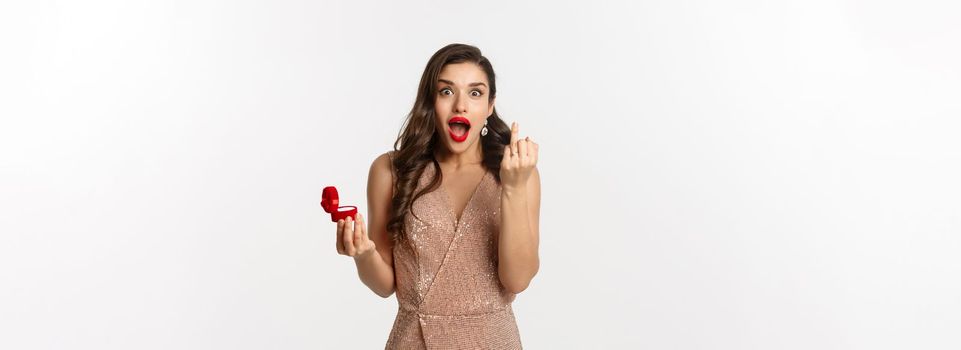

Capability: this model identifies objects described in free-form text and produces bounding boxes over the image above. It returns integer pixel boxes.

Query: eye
[471,90,483,97]
[439,87,453,96]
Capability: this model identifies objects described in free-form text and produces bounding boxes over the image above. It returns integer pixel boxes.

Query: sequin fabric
[385,162,522,349]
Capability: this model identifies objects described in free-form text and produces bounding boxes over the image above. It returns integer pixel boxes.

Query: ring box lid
[321,186,339,213]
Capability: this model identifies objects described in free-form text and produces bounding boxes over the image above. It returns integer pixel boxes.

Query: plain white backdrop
[1,0,959,349]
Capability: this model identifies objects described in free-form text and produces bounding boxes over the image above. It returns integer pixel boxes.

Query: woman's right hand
[336,213,377,259]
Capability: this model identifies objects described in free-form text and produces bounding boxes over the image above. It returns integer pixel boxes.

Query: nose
[454,92,468,114]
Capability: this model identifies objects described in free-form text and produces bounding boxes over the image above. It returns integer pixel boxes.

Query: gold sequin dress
[385,163,523,349]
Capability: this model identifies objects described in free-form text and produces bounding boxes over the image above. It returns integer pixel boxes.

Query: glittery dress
[385,163,522,349]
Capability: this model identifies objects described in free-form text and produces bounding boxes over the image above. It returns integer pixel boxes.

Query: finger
[509,122,519,149]
[353,213,365,248]
[358,213,367,240]
[336,219,345,254]
[531,141,540,165]
[519,137,530,160]
[358,214,377,250]
[359,213,375,251]
[357,213,372,250]
[343,216,356,256]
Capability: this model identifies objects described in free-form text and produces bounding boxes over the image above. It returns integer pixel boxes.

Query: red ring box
[321,186,357,222]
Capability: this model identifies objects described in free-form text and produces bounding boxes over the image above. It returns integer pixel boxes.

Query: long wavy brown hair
[388,43,511,246]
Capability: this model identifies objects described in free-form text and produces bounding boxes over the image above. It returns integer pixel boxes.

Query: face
[433,62,495,155]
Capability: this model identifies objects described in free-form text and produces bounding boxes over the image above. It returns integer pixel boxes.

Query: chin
[445,141,468,153]
[442,137,474,153]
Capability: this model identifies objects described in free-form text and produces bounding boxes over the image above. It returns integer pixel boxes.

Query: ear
[487,97,496,117]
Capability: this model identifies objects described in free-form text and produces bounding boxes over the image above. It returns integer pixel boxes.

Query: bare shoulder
[369,151,395,183]
[367,151,396,208]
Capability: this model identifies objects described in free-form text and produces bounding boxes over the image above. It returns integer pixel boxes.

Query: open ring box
[321,186,358,222]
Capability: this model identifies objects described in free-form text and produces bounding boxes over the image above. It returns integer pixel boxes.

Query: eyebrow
[438,79,487,88]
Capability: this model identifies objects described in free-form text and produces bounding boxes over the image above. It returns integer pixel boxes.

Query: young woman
[334,43,540,349]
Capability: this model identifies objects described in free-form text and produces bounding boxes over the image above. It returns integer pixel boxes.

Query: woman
[335,43,540,349]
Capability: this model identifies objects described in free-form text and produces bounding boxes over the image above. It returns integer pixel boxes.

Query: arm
[339,152,396,298]
[497,122,541,294]
[498,167,541,294]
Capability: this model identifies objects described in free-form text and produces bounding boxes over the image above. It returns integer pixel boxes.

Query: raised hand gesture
[499,122,538,191]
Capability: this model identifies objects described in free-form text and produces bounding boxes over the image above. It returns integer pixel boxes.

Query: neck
[435,143,484,169]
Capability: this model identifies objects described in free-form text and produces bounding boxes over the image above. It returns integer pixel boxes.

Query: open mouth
[447,116,471,143]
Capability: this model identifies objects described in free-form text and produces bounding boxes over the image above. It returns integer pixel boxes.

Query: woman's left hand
[500,122,538,191]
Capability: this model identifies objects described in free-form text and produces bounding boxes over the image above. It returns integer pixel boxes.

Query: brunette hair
[387,43,511,245]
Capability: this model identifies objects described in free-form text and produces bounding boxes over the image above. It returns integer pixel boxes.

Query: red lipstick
[447,116,471,143]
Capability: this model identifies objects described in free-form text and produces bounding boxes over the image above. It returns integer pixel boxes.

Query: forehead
[437,62,488,85]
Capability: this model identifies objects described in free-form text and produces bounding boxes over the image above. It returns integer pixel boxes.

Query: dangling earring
[480,119,489,136]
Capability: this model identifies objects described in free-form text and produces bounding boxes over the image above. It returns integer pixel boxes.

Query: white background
[2,0,959,349]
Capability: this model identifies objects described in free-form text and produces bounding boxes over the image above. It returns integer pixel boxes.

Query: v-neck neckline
[439,169,488,229]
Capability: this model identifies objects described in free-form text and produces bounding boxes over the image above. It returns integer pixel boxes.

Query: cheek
[476,102,491,118]
[434,97,450,111]
[433,100,447,123]
[434,115,447,133]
